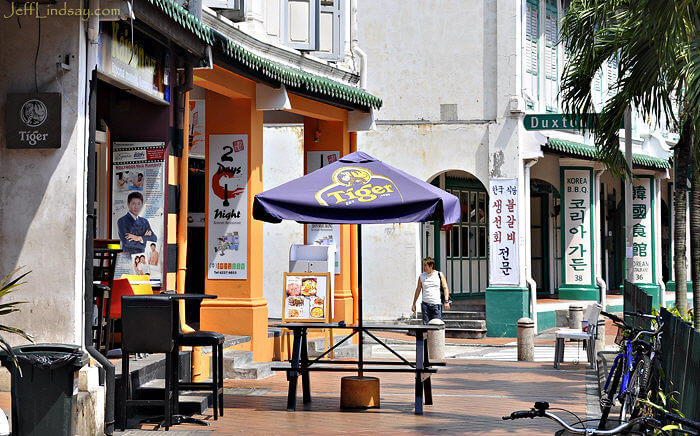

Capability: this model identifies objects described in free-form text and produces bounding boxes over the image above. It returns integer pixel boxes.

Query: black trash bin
[0,343,88,436]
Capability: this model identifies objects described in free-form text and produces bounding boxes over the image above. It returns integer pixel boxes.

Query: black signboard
[5,93,61,149]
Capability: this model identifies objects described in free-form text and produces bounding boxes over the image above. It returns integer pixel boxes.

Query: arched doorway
[422,172,489,299]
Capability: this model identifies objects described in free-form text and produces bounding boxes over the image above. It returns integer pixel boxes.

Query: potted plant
[0,267,34,369]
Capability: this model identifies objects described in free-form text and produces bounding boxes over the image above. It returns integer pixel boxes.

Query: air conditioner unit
[205,0,246,22]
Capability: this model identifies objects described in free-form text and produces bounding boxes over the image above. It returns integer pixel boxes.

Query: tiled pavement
[119,359,590,435]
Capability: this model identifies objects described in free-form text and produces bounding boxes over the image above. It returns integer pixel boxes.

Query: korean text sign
[562,169,593,286]
[207,135,248,279]
[631,177,654,283]
[489,179,519,285]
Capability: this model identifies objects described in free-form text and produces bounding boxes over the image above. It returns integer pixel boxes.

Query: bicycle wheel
[620,355,651,422]
[598,356,623,429]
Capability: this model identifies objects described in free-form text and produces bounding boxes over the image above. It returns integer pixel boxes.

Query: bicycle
[598,311,663,429]
[503,401,699,435]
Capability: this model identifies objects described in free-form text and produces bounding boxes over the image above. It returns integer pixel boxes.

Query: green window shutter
[524,0,539,109]
[544,0,558,112]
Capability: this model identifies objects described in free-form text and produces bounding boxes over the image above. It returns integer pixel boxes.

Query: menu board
[282,272,331,322]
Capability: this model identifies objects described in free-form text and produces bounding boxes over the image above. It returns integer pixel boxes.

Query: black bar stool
[175,330,225,419]
[120,295,175,430]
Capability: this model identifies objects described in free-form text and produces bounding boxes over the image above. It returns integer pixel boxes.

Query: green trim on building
[666,281,693,294]
[485,286,529,337]
[143,0,382,110]
[558,285,600,301]
[545,138,670,169]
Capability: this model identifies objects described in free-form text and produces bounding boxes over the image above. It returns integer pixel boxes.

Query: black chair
[121,295,175,431]
[93,248,120,354]
[175,330,225,420]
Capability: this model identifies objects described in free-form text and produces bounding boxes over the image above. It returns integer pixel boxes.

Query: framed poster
[111,142,166,282]
[282,272,331,323]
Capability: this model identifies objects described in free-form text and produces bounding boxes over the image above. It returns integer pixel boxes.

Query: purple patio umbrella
[253,151,460,373]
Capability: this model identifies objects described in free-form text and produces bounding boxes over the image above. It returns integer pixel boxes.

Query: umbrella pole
[357,224,363,378]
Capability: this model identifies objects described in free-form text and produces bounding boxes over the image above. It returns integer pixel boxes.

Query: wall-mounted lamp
[313,120,321,142]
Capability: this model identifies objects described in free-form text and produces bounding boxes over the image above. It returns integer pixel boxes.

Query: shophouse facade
[353,0,678,336]
[1,0,379,431]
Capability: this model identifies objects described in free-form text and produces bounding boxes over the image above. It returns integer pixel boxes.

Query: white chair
[553,303,602,369]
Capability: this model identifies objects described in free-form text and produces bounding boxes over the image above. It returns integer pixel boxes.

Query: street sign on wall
[523,113,593,131]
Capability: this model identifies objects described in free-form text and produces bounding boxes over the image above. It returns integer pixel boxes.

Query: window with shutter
[544,0,558,112]
[605,55,618,104]
[592,70,603,111]
[524,0,539,109]
[281,0,320,51]
[313,0,344,61]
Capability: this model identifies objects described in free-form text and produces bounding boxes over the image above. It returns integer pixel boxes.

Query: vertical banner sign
[306,151,341,274]
[631,177,654,283]
[562,169,593,285]
[111,142,166,282]
[208,135,248,279]
[188,99,205,158]
[489,179,519,285]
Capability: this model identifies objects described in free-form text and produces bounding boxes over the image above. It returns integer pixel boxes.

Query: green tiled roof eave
[545,138,671,169]
[215,33,382,109]
[139,0,382,110]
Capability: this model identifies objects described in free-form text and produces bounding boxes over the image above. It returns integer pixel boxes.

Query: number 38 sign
[207,134,248,280]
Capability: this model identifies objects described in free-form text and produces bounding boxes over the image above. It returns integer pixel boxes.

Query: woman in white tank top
[411,257,450,324]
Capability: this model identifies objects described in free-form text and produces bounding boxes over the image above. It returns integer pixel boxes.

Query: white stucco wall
[0,4,87,345]
[358,0,497,121]
[261,125,305,318]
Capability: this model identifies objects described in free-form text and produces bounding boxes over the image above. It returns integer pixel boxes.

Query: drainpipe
[594,169,607,310]
[524,159,538,333]
[85,2,116,434]
[350,0,367,89]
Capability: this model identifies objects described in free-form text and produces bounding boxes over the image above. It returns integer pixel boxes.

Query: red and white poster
[207,134,248,279]
[111,142,166,282]
[188,99,205,158]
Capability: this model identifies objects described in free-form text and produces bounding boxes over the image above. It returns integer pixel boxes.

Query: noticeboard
[282,272,331,323]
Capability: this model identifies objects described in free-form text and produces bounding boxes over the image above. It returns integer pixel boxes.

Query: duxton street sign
[523,113,593,131]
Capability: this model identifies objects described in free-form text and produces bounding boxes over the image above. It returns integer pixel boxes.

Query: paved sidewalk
[122,359,589,435]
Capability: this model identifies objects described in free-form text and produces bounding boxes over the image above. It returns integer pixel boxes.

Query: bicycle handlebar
[504,404,664,435]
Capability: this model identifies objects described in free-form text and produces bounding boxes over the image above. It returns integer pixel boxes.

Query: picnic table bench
[271,323,445,415]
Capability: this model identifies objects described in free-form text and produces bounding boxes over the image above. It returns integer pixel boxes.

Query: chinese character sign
[489,179,519,285]
[562,169,593,286]
[207,135,248,279]
[631,177,654,283]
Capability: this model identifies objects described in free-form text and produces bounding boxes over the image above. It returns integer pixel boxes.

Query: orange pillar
[200,90,270,361]
[304,117,354,325]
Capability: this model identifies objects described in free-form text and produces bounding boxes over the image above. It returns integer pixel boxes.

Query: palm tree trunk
[674,121,691,315]
[691,146,700,331]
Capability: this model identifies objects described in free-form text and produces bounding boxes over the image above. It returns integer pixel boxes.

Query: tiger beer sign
[315,167,402,206]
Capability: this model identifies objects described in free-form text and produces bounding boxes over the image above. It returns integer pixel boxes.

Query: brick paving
[130,359,589,435]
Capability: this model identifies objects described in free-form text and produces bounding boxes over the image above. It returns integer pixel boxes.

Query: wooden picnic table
[270,322,445,415]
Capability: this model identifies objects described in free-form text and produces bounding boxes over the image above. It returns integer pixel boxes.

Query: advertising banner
[305,151,341,274]
[489,178,519,285]
[562,168,594,286]
[188,99,205,158]
[631,177,654,283]
[111,142,166,281]
[207,134,248,279]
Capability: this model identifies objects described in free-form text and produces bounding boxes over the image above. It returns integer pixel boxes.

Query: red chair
[109,279,135,319]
